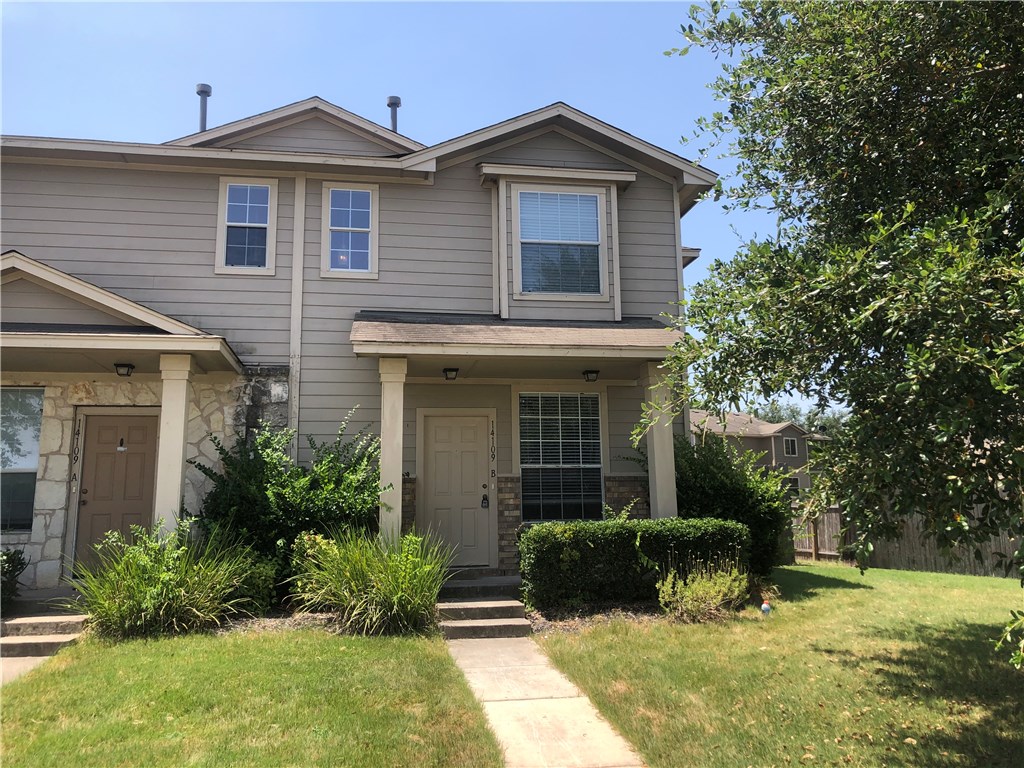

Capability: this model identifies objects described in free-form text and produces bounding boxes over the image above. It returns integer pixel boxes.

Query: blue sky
[2,1,794,403]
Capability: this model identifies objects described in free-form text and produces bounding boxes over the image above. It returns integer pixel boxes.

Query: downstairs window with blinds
[519,393,603,521]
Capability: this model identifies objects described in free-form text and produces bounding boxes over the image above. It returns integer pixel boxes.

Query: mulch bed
[527,602,664,635]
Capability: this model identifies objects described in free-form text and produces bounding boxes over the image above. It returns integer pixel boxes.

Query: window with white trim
[1,388,43,532]
[215,178,278,275]
[512,185,608,298]
[519,393,603,520]
[321,183,379,278]
[783,437,799,457]
[783,478,800,499]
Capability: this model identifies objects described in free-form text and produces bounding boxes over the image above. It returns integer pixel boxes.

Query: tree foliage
[750,402,848,435]
[661,1,1024,571]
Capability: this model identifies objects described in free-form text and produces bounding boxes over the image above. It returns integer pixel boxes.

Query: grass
[1,629,502,768]
[539,563,1023,768]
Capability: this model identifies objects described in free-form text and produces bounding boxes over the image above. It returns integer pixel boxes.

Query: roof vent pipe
[387,95,401,133]
[196,83,212,132]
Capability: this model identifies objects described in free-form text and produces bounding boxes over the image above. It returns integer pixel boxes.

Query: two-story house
[689,409,818,497]
[0,97,715,589]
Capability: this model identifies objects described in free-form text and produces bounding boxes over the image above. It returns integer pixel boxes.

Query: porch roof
[349,311,681,359]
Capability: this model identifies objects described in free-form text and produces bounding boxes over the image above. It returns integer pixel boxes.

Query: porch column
[154,353,194,531]
[643,362,678,519]
[379,357,407,539]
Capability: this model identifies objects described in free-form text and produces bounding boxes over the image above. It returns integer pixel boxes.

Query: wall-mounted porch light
[443,368,459,381]
[582,370,600,383]
[114,363,135,378]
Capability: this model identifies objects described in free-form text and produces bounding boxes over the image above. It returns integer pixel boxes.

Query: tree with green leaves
[656,0,1023,587]
[750,402,848,435]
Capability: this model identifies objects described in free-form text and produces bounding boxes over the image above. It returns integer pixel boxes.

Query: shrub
[231,554,278,616]
[291,530,454,635]
[1,548,29,614]
[518,517,750,609]
[73,524,252,640]
[657,555,749,623]
[674,434,790,576]
[190,411,386,586]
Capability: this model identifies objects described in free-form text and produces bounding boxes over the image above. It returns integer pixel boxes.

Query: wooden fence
[792,509,846,561]
[792,510,1019,578]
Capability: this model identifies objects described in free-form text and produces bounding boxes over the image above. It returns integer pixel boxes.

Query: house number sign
[490,419,496,478]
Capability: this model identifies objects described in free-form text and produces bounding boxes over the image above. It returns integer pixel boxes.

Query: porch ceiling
[404,354,650,382]
[0,332,243,375]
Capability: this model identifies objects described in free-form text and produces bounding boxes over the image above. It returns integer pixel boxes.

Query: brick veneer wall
[401,477,416,534]
[497,475,522,574]
[604,474,651,518]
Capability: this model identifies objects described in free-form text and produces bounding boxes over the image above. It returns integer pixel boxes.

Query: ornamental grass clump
[657,554,749,623]
[73,524,253,640]
[291,530,454,635]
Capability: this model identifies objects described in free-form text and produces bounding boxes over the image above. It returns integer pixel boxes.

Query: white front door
[422,415,492,567]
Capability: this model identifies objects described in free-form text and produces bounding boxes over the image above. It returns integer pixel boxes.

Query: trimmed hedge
[519,517,751,609]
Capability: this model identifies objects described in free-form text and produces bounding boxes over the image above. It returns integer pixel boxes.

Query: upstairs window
[1,388,43,532]
[215,178,278,275]
[321,183,379,278]
[513,185,608,299]
[783,437,799,457]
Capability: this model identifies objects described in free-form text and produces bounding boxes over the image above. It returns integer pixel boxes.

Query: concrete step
[440,576,522,600]
[440,618,532,640]
[0,633,80,657]
[1,614,87,638]
[438,599,526,621]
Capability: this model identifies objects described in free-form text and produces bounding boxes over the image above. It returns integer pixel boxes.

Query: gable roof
[166,96,425,153]
[404,102,717,183]
[690,409,809,438]
[0,250,207,336]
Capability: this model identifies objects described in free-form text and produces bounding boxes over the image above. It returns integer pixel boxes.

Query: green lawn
[540,563,1022,768]
[1,629,502,768]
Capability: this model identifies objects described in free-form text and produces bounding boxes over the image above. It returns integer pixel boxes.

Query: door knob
[480,494,489,509]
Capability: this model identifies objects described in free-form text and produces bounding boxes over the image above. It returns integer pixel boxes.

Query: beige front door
[75,414,159,566]
[422,415,492,567]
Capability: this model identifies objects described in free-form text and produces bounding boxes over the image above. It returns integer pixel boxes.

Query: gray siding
[1,278,140,326]
[481,131,630,171]
[297,161,495,448]
[0,162,293,364]
[607,384,648,474]
[618,173,679,318]
[224,116,395,156]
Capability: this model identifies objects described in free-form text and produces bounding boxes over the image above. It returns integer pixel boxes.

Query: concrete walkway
[447,637,645,768]
[1,656,50,685]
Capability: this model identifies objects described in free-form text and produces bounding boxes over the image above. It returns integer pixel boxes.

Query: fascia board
[351,341,672,359]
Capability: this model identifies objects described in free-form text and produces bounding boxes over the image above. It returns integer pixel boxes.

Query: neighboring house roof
[165,96,426,153]
[689,409,809,437]
[350,311,680,358]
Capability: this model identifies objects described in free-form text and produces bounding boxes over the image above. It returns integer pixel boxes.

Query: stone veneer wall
[0,371,289,590]
[497,475,522,574]
[603,474,651,519]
